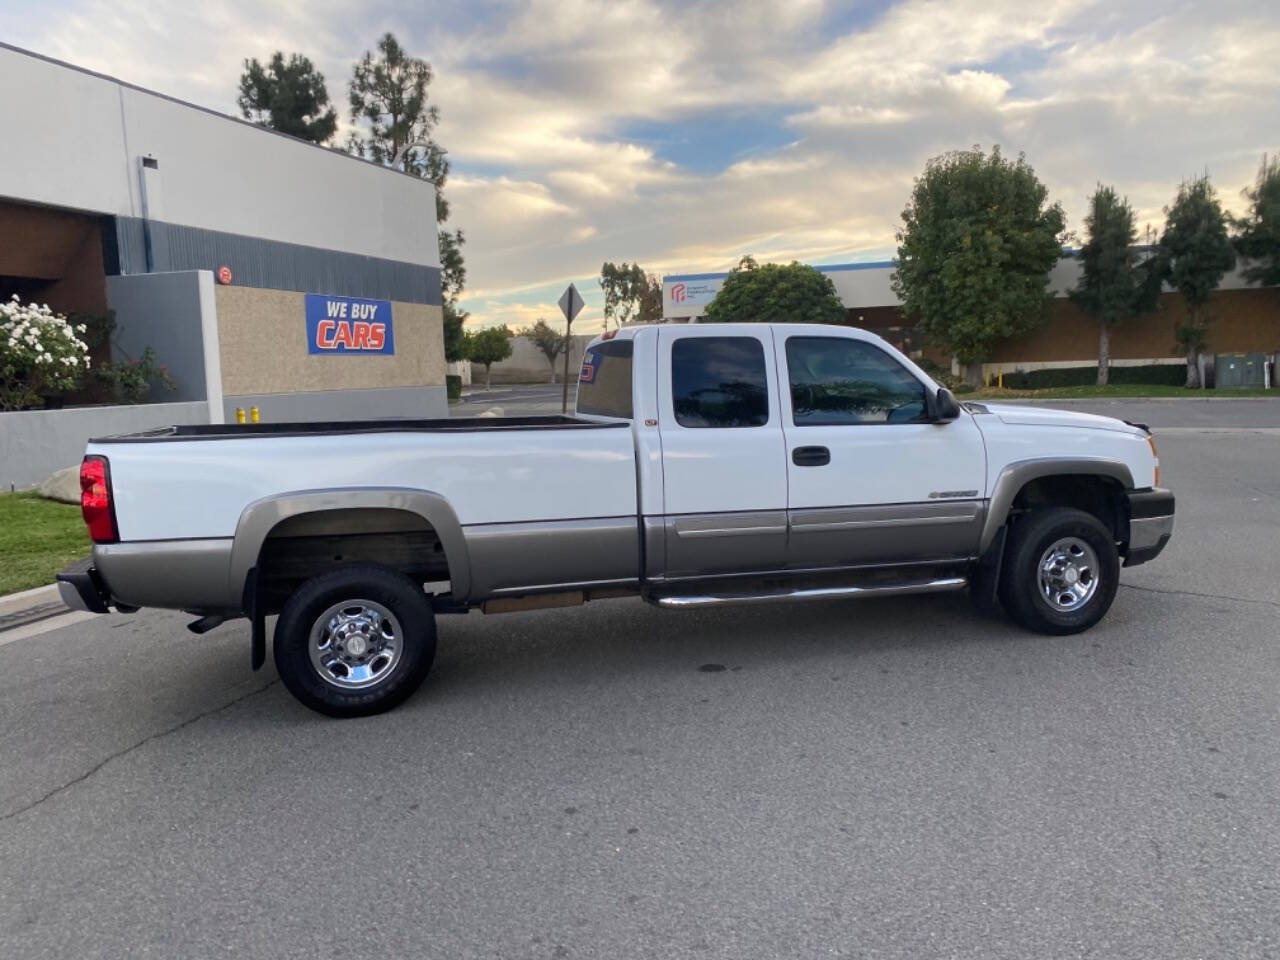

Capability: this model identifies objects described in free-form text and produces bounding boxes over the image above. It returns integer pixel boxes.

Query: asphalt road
[2,402,1279,959]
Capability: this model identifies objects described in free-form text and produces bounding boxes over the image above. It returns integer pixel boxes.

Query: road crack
[0,680,277,824]
[1121,582,1280,610]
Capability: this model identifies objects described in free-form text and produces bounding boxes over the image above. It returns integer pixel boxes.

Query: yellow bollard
[998,371,1004,389]
[250,405,260,423]
[235,407,246,424]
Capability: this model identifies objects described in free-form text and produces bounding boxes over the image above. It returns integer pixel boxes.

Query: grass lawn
[967,384,1279,400]
[0,492,90,595]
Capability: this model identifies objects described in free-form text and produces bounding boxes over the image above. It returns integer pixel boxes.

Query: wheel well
[255,508,451,607]
[1010,475,1127,542]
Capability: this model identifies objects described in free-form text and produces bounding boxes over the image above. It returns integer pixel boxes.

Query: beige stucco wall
[214,286,444,396]
[487,333,594,384]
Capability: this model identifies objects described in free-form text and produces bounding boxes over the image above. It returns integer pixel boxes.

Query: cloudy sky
[3,0,1278,332]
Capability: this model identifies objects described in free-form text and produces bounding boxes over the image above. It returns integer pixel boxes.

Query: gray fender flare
[979,457,1135,553]
[227,486,472,602]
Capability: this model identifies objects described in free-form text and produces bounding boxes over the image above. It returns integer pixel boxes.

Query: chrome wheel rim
[308,599,403,690]
[1038,537,1100,612]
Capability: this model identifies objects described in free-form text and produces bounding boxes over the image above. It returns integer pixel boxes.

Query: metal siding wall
[112,216,441,305]
[113,217,149,275]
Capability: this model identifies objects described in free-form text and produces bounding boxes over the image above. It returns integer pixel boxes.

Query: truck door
[656,326,788,578]
[777,331,987,568]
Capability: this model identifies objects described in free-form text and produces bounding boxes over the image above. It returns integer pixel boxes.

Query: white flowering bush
[0,295,91,410]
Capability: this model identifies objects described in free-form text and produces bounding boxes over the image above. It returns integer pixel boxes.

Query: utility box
[1215,352,1268,389]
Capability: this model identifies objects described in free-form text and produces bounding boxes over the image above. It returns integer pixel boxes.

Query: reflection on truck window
[672,337,769,428]
[578,339,634,419]
[785,336,927,425]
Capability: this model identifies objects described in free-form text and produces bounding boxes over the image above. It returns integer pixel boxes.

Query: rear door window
[577,340,634,419]
[671,337,769,428]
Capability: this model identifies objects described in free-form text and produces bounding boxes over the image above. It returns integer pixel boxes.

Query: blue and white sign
[305,294,394,355]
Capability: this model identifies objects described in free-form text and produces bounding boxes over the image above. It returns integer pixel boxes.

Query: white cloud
[4,0,1279,329]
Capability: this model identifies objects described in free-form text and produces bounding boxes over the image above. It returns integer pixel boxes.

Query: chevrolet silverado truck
[58,323,1174,717]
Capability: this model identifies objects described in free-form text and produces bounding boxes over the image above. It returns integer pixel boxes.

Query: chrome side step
[648,576,968,609]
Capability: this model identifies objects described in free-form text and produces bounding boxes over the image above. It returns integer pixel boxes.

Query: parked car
[59,323,1174,716]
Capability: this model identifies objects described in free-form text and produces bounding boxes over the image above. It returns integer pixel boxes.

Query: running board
[648,576,968,609]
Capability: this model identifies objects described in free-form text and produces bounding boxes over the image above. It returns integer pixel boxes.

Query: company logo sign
[664,279,723,310]
[305,294,394,355]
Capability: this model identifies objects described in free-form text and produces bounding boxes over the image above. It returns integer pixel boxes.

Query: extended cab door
[656,326,788,578]
[777,330,987,568]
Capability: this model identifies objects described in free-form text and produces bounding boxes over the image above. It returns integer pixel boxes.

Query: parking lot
[2,399,1279,959]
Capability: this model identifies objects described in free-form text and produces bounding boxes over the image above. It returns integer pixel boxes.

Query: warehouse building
[664,255,1279,381]
[0,42,447,424]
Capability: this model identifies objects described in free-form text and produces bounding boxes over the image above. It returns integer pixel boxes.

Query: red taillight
[80,456,117,543]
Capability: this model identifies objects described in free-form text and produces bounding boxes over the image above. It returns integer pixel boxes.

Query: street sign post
[558,283,585,413]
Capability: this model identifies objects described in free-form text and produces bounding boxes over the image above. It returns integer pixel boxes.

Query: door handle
[792,445,830,467]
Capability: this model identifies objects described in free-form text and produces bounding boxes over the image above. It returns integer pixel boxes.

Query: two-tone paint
[71,323,1170,619]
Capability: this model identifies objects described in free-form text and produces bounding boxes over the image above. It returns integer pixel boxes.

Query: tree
[1068,186,1164,386]
[348,33,466,335]
[891,146,1067,375]
[518,319,566,381]
[702,257,845,325]
[465,326,513,389]
[637,272,664,325]
[237,52,338,144]
[599,262,663,329]
[1233,153,1280,288]
[1159,174,1236,387]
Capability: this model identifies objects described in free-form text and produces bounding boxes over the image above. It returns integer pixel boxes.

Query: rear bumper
[56,558,111,613]
[1124,488,1175,567]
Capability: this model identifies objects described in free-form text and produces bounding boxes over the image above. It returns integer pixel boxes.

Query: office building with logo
[664,256,1279,380]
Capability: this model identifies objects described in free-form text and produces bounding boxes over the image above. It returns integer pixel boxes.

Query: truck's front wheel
[273,565,436,717]
[1000,507,1120,635]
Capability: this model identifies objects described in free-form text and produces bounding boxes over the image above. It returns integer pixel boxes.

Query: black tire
[999,507,1119,636]
[273,564,436,717]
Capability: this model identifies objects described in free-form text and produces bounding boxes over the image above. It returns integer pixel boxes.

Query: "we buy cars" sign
[305,294,395,354]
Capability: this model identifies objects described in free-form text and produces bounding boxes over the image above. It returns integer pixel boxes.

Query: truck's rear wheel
[273,565,436,717]
[1000,507,1119,635]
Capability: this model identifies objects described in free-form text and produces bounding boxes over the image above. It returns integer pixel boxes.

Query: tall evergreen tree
[347,33,466,359]
[237,52,338,144]
[1233,153,1280,288]
[1069,186,1164,386]
[1159,175,1236,388]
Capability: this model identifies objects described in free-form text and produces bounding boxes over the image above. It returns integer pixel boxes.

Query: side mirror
[932,388,961,423]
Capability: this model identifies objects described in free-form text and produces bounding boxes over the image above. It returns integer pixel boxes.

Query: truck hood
[980,403,1147,436]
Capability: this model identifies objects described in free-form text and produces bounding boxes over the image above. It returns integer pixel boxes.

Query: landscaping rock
[37,465,81,504]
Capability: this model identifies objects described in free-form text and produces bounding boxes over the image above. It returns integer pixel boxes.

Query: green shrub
[1000,363,1185,390]
[915,356,966,390]
[446,374,462,400]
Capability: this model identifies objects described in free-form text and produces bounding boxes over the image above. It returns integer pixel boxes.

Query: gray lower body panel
[462,516,640,598]
[662,510,789,579]
[94,539,236,611]
[786,500,984,568]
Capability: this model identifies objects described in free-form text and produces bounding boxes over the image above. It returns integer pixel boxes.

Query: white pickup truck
[59,322,1174,717]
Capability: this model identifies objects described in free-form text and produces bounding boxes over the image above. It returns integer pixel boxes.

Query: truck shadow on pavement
[413,593,1066,709]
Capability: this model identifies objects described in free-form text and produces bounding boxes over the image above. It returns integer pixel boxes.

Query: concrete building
[664,256,1280,379]
[0,43,447,423]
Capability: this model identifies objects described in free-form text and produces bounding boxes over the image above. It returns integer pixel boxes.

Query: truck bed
[92,415,623,443]
[88,416,639,542]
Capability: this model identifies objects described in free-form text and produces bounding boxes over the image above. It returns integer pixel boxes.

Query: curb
[980,395,1280,404]
[0,582,59,617]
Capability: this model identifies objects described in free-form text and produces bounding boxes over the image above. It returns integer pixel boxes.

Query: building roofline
[664,247,1130,284]
[0,41,428,183]
[665,260,895,283]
